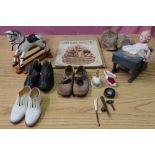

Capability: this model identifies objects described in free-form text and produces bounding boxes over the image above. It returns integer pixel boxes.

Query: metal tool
[100,96,111,118]
[93,98,100,126]
[106,100,115,111]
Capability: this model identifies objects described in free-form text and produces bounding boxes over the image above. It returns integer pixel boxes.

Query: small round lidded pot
[91,68,103,88]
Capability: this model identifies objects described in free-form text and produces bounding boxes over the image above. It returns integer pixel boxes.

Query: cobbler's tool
[93,98,100,126]
[100,96,111,118]
[104,88,116,98]
[106,100,115,111]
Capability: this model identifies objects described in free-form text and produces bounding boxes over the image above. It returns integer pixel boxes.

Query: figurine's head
[139,30,151,43]
[4,30,21,44]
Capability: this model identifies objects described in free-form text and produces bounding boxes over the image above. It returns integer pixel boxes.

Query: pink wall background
[0,26,155,37]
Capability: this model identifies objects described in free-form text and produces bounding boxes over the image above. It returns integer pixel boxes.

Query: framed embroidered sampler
[55,37,106,68]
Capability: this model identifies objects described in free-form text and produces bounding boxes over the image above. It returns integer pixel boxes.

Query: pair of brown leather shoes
[58,65,89,97]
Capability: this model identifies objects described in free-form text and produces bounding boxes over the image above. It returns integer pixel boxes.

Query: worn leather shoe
[73,66,89,97]
[24,59,41,88]
[58,65,74,97]
[38,60,54,92]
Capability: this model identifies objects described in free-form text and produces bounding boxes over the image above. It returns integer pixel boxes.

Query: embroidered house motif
[55,38,105,67]
[62,45,95,65]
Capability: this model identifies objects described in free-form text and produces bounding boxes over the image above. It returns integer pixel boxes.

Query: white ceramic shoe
[10,86,31,124]
[104,70,116,78]
[104,70,117,87]
[25,87,41,127]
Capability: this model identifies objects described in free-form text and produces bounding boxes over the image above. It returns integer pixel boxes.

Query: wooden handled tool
[100,96,111,118]
[93,98,100,126]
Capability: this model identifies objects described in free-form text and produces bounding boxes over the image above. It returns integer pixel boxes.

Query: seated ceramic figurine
[122,30,152,62]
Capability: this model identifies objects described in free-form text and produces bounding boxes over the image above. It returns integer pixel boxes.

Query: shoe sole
[57,89,72,97]
[40,88,52,93]
[72,90,89,97]
[58,93,72,97]
[39,84,54,93]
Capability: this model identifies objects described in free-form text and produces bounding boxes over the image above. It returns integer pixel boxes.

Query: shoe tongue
[43,61,50,69]
[41,62,51,75]
[75,75,84,86]
[29,69,38,76]
[41,69,49,76]
[16,94,20,102]
[31,90,39,106]
[33,96,37,104]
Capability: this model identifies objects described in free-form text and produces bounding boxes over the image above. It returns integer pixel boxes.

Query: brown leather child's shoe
[58,65,74,97]
[73,66,89,97]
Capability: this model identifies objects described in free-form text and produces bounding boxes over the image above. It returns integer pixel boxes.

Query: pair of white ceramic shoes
[10,86,41,127]
[103,70,117,87]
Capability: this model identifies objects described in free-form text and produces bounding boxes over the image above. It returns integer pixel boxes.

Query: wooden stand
[112,50,147,83]
[112,61,147,83]
[13,46,52,74]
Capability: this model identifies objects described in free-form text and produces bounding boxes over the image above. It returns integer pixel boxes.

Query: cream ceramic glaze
[10,86,31,123]
[104,70,116,78]
[104,70,116,87]
[25,87,41,127]
[91,76,102,88]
